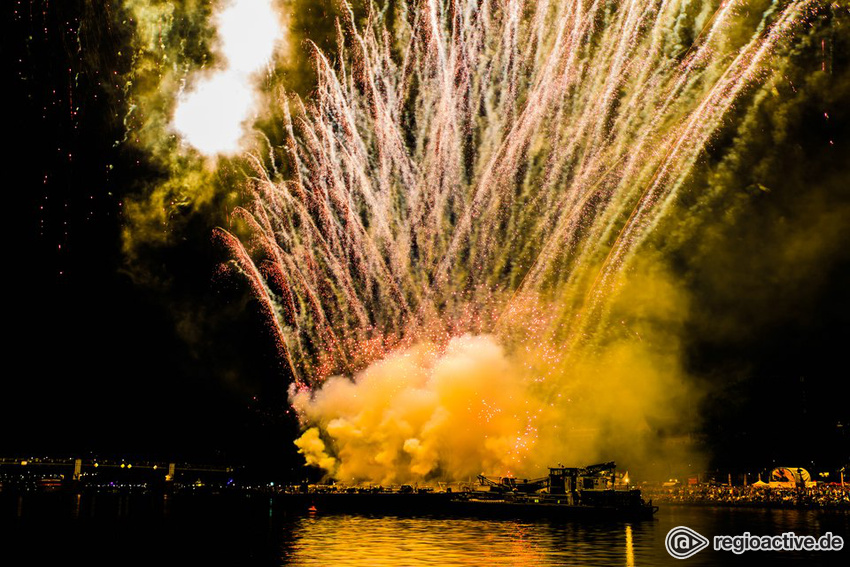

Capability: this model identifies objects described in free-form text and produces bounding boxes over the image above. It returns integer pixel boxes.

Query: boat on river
[280,462,658,521]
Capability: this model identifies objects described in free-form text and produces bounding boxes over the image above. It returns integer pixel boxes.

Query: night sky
[4,0,849,478]
[6,0,300,474]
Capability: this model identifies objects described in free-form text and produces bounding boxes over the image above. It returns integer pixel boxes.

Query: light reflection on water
[283,514,651,566]
[285,515,625,566]
[2,494,848,566]
[281,508,849,567]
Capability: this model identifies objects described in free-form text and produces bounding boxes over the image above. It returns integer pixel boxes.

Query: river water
[1,493,847,566]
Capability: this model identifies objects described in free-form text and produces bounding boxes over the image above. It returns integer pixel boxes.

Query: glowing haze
[172,0,282,155]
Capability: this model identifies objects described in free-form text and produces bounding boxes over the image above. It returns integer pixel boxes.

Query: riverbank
[643,485,850,510]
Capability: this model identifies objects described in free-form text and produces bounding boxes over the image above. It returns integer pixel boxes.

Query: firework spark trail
[484,0,814,347]
[567,1,815,344]
[213,0,818,479]
[230,0,810,366]
[214,227,298,381]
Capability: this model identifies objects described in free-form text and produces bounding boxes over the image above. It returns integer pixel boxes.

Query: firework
[209,0,818,483]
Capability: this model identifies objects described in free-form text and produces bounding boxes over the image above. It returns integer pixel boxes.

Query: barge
[280,462,658,520]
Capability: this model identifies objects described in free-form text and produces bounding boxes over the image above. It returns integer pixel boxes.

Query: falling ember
[172,0,283,155]
[208,0,819,482]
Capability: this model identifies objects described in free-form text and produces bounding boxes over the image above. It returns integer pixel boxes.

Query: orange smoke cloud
[290,335,539,484]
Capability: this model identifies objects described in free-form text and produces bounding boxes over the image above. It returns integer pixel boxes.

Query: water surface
[2,493,847,566]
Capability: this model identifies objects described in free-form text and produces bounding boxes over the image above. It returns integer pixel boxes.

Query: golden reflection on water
[283,515,637,566]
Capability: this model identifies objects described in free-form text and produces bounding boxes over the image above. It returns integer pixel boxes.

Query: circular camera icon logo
[665,526,710,559]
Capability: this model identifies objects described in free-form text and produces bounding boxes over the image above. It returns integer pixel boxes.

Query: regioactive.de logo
[665,526,710,559]
[665,526,844,559]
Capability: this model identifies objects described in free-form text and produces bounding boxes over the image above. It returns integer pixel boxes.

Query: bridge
[0,457,234,482]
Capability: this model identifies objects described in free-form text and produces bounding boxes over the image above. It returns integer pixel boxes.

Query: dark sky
[4,0,849,477]
[5,0,299,476]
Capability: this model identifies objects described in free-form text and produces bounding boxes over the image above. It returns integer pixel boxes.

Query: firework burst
[211,0,819,482]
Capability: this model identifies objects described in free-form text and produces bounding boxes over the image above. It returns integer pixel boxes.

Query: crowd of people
[643,483,850,509]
